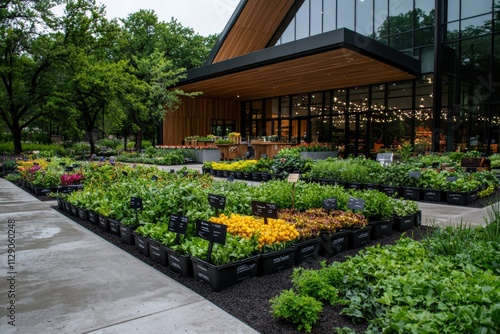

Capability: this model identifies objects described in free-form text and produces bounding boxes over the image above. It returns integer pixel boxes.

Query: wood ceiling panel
[213,0,296,63]
[177,48,417,101]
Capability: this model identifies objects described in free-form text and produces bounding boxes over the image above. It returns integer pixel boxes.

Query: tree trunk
[136,131,143,153]
[12,126,23,155]
[86,129,96,155]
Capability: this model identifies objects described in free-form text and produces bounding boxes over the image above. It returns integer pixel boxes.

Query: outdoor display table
[251,141,293,159]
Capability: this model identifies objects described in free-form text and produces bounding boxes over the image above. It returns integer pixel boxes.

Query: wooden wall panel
[162,97,240,145]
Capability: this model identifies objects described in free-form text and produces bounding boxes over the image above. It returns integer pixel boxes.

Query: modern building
[161,0,500,156]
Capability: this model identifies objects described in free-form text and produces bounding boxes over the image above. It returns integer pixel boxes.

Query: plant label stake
[288,173,300,209]
[252,201,278,224]
[322,197,338,212]
[130,197,143,225]
[208,193,226,217]
[195,220,227,264]
[409,171,421,178]
[168,214,189,245]
[347,197,365,213]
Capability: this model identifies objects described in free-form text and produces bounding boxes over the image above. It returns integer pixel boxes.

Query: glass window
[296,1,310,40]
[349,86,370,112]
[461,0,493,18]
[332,89,347,114]
[461,14,492,36]
[415,26,434,46]
[310,0,322,36]
[271,98,279,118]
[495,1,500,32]
[389,31,413,50]
[292,94,309,118]
[415,0,435,18]
[460,35,491,79]
[389,0,413,17]
[323,0,336,32]
[310,92,324,116]
[356,0,374,36]
[374,0,389,37]
[415,0,435,28]
[337,0,355,30]
[446,21,460,40]
[419,46,435,73]
[280,96,290,118]
[324,91,332,116]
[280,18,295,44]
[447,0,460,22]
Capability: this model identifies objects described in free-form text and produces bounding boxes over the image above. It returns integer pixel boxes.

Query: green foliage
[270,289,323,333]
[291,267,340,305]
[0,142,67,155]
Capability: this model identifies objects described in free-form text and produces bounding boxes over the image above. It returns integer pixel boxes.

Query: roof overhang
[176,29,420,101]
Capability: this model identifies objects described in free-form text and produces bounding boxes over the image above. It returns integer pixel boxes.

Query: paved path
[0,178,258,334]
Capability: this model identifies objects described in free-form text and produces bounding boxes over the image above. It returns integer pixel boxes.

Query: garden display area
[2,152,500,333]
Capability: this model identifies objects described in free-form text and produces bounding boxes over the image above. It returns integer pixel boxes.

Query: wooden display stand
[216,144,247,160]
[251,141,293,159]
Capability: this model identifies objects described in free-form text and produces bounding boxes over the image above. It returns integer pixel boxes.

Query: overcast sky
[96,0,239,36]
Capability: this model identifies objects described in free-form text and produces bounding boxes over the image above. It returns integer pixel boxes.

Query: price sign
[64,166,74,172]
[322,197,338,211]
[287,173,300,183]
[196,220,227,245]
[347,197,365,211]
[446,176,458,182]
[168,214,189,234]
[208,194,226,210]
[251,201,278,219]
[59,162,66,166]
[151,175,158,181]
[130,197,143,210]
[376,153,393,165]
[409,171,421,178]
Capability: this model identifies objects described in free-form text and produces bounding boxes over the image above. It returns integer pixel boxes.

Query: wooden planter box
[191,255,260,292]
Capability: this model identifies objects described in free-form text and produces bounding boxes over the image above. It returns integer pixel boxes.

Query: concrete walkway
[0,168,494,333]
[0,178,258,334]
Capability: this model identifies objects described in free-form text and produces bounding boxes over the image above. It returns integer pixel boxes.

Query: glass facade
[239,0,500,154]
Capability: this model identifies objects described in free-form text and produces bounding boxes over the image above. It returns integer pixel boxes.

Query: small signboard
[287,173,300,183]
[151,175,158,181]
[446,176,458,182]
[322,197,338,211]
[252,201,278,219]
[130,197,143,210]
[347,197,365,211]
[168,214,189,234]
[208,194,226,210]
[409,171,421,178]
[376,153,393,166]
[64,166,74,172]
[59,162,66,166]
[196,220,227,245]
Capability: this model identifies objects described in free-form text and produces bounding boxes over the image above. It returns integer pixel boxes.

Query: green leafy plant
[270,289,323,333]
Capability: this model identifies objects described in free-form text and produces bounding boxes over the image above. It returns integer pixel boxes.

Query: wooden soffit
[208,0,299,64]
[177,29,420,101]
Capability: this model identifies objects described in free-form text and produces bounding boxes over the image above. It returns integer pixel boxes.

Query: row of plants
[270,207,500,333]
[206,155,499,202]
[55,163,420,264]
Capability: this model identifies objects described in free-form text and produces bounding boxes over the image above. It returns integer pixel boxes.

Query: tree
[0,0,62,154]
[56,0,126,155]
[116,10,204,150]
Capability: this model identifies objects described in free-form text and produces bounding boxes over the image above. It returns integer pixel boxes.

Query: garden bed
[52,203,431,334]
